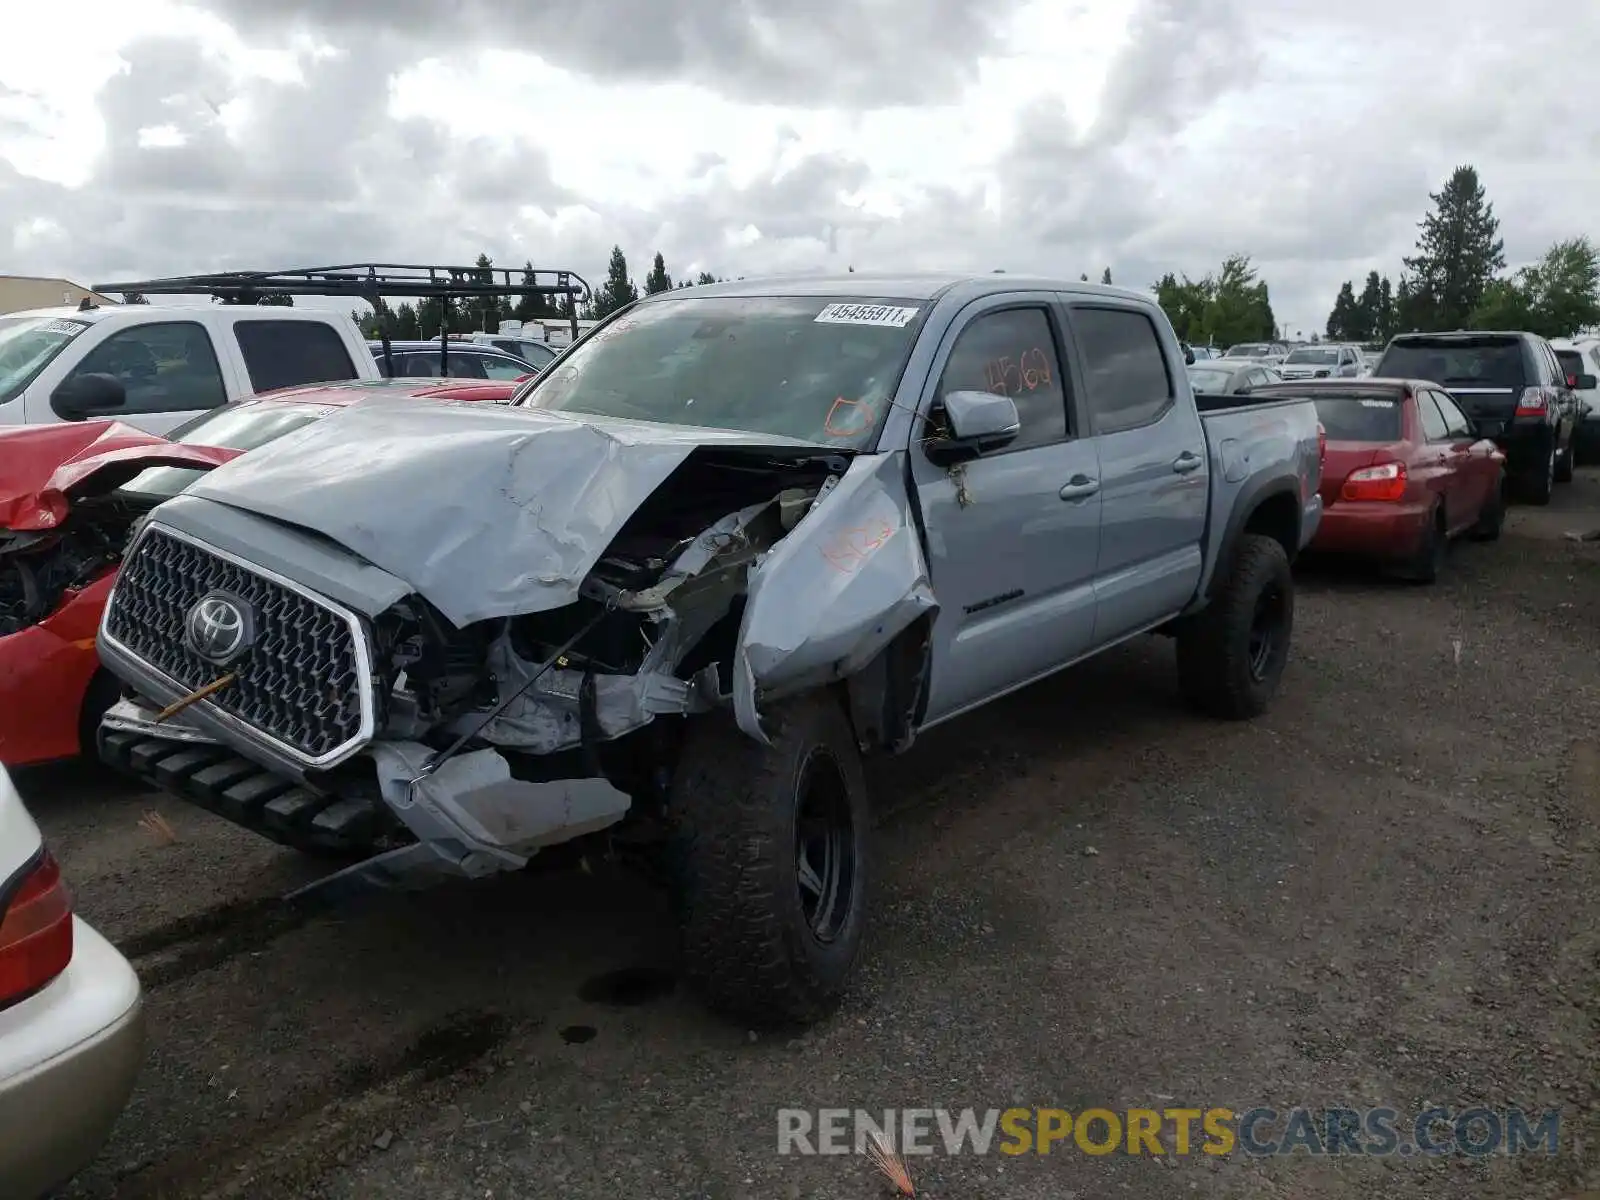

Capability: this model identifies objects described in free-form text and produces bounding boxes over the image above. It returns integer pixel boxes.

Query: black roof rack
[92,263,593,374]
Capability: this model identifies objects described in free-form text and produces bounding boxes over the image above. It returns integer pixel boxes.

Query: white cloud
[0,0,1594,336]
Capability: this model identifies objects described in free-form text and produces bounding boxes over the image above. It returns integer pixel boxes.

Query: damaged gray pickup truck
[94,274,1323,1025]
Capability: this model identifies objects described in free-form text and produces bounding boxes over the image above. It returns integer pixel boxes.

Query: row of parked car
[0,274,1592,1196]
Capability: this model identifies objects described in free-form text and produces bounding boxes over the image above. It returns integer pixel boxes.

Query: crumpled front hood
[185,400,830,627]
[0,420,241,533]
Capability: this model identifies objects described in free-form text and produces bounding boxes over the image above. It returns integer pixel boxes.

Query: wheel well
[1241,491,1300,563]
[842,613,934,755]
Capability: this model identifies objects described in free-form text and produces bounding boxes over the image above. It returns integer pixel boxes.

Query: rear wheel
[1397,505,1447,584]
[1523,438,1555,506]
[1468,471,1506,541]
[1555,428,1575,483]
[1176,533,1294,721]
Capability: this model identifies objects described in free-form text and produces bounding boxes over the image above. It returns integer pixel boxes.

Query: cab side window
[1071,306,1174,435]
[64,322,226,413]
[1417,392,1450,441]
[934,307,1068,452]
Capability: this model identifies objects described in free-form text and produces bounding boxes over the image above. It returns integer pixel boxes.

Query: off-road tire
[1176,533,1294,721]
[668,692,870,1028]
[1468,472,1506,542]
[1396,505,1447,585]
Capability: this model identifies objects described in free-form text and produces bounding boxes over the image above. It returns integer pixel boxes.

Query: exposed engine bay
[364,449,844,761]
[0,497,147,637]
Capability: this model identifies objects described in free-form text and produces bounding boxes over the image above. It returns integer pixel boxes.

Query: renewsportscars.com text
[776,1106,1561,1158]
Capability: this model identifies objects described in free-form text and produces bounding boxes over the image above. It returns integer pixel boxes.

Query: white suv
[1553,337,1600,464]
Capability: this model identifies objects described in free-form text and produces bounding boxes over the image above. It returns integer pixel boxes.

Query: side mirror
[1578,374,1597,391]
[1473,418,1507,439]
[1183,345,1196,365]
[51,372,126,421]
[925,389,1021,464]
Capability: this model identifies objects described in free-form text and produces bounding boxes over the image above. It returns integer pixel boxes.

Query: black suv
[1374,331,1591,504]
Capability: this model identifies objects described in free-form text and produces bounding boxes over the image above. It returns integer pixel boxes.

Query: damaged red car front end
[0,422,240,767]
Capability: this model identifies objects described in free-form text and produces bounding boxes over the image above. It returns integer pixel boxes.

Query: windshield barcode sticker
[1359,399,1395,408]
[36,319,85,336]
[814,303,921,328]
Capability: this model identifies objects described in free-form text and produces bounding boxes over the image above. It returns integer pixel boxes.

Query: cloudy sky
[0,0,1593,336]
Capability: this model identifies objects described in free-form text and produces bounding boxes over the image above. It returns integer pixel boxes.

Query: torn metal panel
[184,401,822,627]
[368,741,631,875]
[733,451,938,742]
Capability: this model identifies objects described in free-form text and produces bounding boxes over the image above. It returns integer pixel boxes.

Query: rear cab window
[1377,336,1527,389]
[1307,393,1404,442]
[234,320,359,393]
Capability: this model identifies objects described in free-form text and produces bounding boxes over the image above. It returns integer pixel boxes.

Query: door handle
[1059,475,1099,501]
[1172,451,1203,474]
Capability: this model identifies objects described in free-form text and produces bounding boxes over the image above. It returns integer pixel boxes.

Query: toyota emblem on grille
[184,593,255,664]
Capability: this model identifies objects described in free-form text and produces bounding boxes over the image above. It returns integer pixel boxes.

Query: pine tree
[695,271,716,286]
[1377,277,1395,341]
[1354,272,1383,341]
[594,246,640,318]
[1100,267,1113,285]
[514,260,554,322]
[1326,281,1357,340]
[643,251,673,295]
[1402,165,1506,330]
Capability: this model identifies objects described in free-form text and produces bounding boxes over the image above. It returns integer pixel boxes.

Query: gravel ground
[19,471,1600,1200]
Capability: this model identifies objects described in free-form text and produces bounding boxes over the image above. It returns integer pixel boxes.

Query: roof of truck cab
[634,272,1160,307]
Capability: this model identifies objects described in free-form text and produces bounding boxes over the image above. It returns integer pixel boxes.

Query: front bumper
[0,919,145,1200]
[1309,500,1431,561]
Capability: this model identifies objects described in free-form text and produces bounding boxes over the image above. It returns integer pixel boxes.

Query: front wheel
[668,692,871,1027]
[1176,533,1294,721]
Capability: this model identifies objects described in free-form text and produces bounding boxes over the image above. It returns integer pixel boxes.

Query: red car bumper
[1309,500,1432,562]
[0,571,116,768]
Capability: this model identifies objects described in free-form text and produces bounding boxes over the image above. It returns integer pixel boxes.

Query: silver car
[1187,360,1281,398]
[1277,345,1363,380]
[0,765,144,1198]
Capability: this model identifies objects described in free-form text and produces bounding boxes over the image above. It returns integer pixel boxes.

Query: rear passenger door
[231,320,361,394]
[1432,389,1494,526]
[910,295,1103,723]
[1062,302,1209,644]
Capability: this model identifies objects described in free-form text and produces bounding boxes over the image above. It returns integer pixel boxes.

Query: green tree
[1403,165,1506,330]
[1326,280,1358,340]
[1154,272,1211,342]
[593,245,639,318]
[392,302,420,340]
[643,251,673,295]
[696,271,717,285]
[1100,267,1113,285]
[1394,277,1427,334]
[514,260,554,323]
[1353,272,1384,341]
[1521,236,1600,337]
[1201,255,1276,346]
[1467,278,1533,330]
[1376,277,1395,341]
[1080,272,1090,282]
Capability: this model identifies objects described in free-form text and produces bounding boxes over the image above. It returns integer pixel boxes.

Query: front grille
[103,526,371,763]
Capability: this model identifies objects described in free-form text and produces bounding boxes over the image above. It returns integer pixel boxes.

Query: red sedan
[1253,378,1506,582]
[0,377,517,768]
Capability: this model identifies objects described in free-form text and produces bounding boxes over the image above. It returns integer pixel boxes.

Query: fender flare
[1196,475,1304,606]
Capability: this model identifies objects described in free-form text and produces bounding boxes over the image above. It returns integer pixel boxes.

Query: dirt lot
[19,473,1600,1200]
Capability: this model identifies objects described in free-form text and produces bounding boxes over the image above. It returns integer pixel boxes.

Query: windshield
[0,315,89,404]
[515,295,926,448]
[1310,395,1404,441]
[1186,365,1236,394]
[118,401,334,500]
[1226,343,1270,358]
[1376,336,1525,388]
[1285,348,1339,365]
